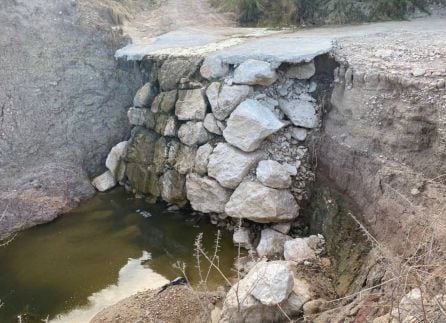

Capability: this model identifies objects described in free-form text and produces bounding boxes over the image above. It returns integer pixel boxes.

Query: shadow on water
[0,187,236,322]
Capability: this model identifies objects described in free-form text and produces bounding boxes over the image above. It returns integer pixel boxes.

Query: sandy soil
[90,285,218,323]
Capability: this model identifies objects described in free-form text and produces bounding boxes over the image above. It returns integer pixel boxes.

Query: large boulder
[271,222,292,235]
[133,82,157,108]
[174,145,197,175]
[92,171,116,192]
[256,160,292,189]
[221,261,294,322]
[154,113,169,135]
[290,127,308,141]
[126,163,160,197]
[223,99,284,152]
[150,90,178,113]
[256,228,292,259]
[279,99,318,129]
[175,89,207,121]
[127,107,153,126]
[153,137,168,174]
[208,143,262,189]
[194,143,213,176]
[283,279,314,316]
[160,170,187,207]
[233,59,277,86]
[203,113,222,135]
[126,128,159,165]
[200,57,229,80]
[106,141,128,181]
[233,227,253,249]
[166,140,181,166]
[206,83,252,121]
[178,121,210,146]
[286,61,316,80]
[185,174,232,213]
[163,116,177,137]
[158,57,202,91]
[284,237,317,263]
[249,261,294,305]
[225,181,299,223]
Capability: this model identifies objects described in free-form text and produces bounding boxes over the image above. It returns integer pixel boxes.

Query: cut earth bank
[92,15,446,323]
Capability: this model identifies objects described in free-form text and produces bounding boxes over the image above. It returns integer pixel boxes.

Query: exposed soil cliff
[0,0,146,236]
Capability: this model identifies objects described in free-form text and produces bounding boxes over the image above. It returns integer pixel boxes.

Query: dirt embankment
[319,13,446,254]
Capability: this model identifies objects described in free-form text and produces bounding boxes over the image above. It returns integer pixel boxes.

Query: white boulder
[222,261,293,321]
[194,143,213,176]
[286,61,316,80]
[256,228,292,258]
[186,174,232,213]
[290,127,308,141]
[92,171,117,192]
[233,59,277,86]
[106,141,128,181]
[225,181,299,223]
[249,261,294,305]
[207,83,252,121]
[178,121,210,146]
[175,89,207,121]
[223,99,285,152]
[271,222,292,235]
[279,99,318,129]
[284,237,317,262]
[208,143,261,189]
[203,113,221,135]
[233,227,252,250]
[221,261,314,323]
[200,57,229,80]
[174,145,197,175]
[256,160,292,189]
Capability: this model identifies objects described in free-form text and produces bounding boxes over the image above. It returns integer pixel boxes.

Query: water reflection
[51,251,168,323]
[0,188,236,322]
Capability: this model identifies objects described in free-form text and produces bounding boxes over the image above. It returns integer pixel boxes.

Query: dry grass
[329,187,446,321]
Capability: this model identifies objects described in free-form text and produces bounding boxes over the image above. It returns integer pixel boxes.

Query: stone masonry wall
[95,54,326,228]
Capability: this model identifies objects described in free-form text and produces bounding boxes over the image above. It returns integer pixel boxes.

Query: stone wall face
[99,55,327,226]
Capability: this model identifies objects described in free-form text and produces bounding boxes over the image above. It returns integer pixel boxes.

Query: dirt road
[122,0,234,46]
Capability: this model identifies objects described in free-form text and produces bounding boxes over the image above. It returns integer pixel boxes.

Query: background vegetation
[210,0,444,26]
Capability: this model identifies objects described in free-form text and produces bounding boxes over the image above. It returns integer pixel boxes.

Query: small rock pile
[93,55,321,229]
[220,232,328,322]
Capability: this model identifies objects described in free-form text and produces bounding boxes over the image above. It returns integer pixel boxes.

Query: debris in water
[137,210,153,218]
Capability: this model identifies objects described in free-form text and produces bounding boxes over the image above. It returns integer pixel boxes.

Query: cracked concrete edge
[115,27,335,66]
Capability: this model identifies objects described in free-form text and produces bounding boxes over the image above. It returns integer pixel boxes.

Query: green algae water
[0,188,236,323]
